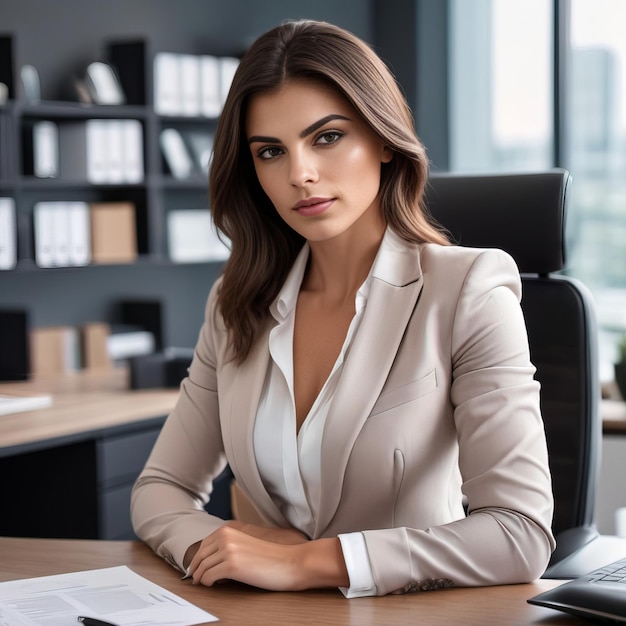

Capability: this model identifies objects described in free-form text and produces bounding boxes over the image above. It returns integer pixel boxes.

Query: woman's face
[245,79,392,243]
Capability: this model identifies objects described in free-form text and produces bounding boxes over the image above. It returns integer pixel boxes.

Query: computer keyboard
[586,557,626,585]
[529,556,626,623]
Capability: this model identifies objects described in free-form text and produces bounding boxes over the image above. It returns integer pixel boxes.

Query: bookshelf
[0,50,224,268]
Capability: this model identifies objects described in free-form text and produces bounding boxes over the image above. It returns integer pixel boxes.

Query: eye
[257,146,284,160]
[315,130,343,146]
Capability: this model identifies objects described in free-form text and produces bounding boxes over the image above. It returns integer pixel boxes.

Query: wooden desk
[0,537,577,625]
[0,368,178,455]
[0,369,179,540]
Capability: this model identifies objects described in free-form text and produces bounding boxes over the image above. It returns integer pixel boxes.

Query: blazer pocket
[369,369,438,418]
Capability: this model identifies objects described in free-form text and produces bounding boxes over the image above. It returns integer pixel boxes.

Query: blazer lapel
[314,238,425,536]
[221,325,290,527]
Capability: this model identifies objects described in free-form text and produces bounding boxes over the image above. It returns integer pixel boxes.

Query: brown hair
[210,19,449,363]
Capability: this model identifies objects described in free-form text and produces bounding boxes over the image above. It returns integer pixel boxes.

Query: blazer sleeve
[130,278,228,572]
[362,248,556,595]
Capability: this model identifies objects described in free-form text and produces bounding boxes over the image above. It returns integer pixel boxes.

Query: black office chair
[424,169,602,575]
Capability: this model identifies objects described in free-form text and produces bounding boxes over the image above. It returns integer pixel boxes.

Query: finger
[188,538,219,575]
[192,546,242,587]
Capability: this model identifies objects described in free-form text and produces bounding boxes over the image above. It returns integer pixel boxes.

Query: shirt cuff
[338,532,377,598]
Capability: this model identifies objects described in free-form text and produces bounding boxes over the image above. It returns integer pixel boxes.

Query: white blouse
[253,231,398,598]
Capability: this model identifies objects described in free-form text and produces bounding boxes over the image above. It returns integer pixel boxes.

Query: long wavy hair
[210,19,449,363]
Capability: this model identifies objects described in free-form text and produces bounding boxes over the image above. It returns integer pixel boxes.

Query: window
[449,0,553,173]
[449,0,626,378]
[566,0,626,371]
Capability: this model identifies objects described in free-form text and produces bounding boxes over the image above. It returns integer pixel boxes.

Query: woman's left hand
[187,526,349,591]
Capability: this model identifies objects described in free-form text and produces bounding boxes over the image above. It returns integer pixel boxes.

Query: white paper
[0,393,52,416]
[0,565,218,625]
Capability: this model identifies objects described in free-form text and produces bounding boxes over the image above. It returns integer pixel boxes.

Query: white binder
[154,52,181,116]
[0,197,17,270]
[122,119,144,183]
[32,121,59,178]
[200,55,221,117]
[67,201,91,266]
[33,201,57,268]
[179,54,201,117]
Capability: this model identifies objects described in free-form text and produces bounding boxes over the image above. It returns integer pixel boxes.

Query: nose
[288,148,319,187]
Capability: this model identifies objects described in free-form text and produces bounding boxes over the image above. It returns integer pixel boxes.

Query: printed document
[0,565,218,625]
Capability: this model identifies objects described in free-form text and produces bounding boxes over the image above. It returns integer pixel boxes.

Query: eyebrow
[248,114,351,144]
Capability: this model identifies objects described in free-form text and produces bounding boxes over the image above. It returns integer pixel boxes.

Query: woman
[131,19,555,597]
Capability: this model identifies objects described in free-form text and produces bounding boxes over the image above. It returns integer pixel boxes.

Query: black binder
[0,309,30,380]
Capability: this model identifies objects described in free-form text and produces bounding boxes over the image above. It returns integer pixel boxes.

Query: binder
[153,52,181,116]
[89,202,137,264]
[199,55,221,117]
[122,119,144,183]
[167,209,228,263]
[67,201,91,266]
[219,56,239,106]
[179,54,201,117]
[34,121,59,178]
[85,119,110,183]
[34,201,90,268]
[51,201,71,267]
[106,120,125,183]
[160,128,193,179]
[185,130,214,175]
[59,120,109,183]
[33,201,57,268]
[84,61,125,105]
[0,309,29,381]
[22,121,59,178]
[0,197,16,270]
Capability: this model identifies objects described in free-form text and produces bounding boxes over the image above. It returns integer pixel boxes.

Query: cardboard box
[90,202,137,264]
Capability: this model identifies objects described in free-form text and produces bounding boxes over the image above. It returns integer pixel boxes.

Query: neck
[304,218,386,302]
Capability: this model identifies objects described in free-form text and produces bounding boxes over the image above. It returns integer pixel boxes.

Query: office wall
[0,0,374,101]
[0,0,375,348]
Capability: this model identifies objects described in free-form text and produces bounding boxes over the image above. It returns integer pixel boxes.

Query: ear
[381,145,394,163]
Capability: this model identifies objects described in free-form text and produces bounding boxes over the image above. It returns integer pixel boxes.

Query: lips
[293,197,335,217]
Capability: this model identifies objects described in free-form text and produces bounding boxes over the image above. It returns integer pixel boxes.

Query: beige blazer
[131,232,555,596]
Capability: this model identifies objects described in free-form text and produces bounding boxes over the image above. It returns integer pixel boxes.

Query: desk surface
[0,537,579,625]
[0,368,178,454]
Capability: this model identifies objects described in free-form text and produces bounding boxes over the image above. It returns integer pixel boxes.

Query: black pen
[77,617,119,626]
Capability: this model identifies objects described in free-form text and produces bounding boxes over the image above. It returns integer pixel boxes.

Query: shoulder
[421,243,519,274]
[420,243,522,298]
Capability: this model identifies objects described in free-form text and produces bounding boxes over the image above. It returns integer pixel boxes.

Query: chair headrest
[424,169,570,274]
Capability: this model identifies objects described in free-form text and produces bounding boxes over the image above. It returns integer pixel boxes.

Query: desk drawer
[99,483,135,539]
[97,427,160,488]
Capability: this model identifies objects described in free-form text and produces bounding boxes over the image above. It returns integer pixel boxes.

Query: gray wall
[0,0,373,100]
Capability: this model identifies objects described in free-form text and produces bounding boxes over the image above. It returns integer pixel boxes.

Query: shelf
[0,250,226,273]
[18,178,148,191]
[14,100,150,120]
[156,176,208,190]
[0,33,230,274]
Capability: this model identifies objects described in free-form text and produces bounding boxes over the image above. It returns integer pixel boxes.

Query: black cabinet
[0,415,233,540]
[0,418,164,540]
